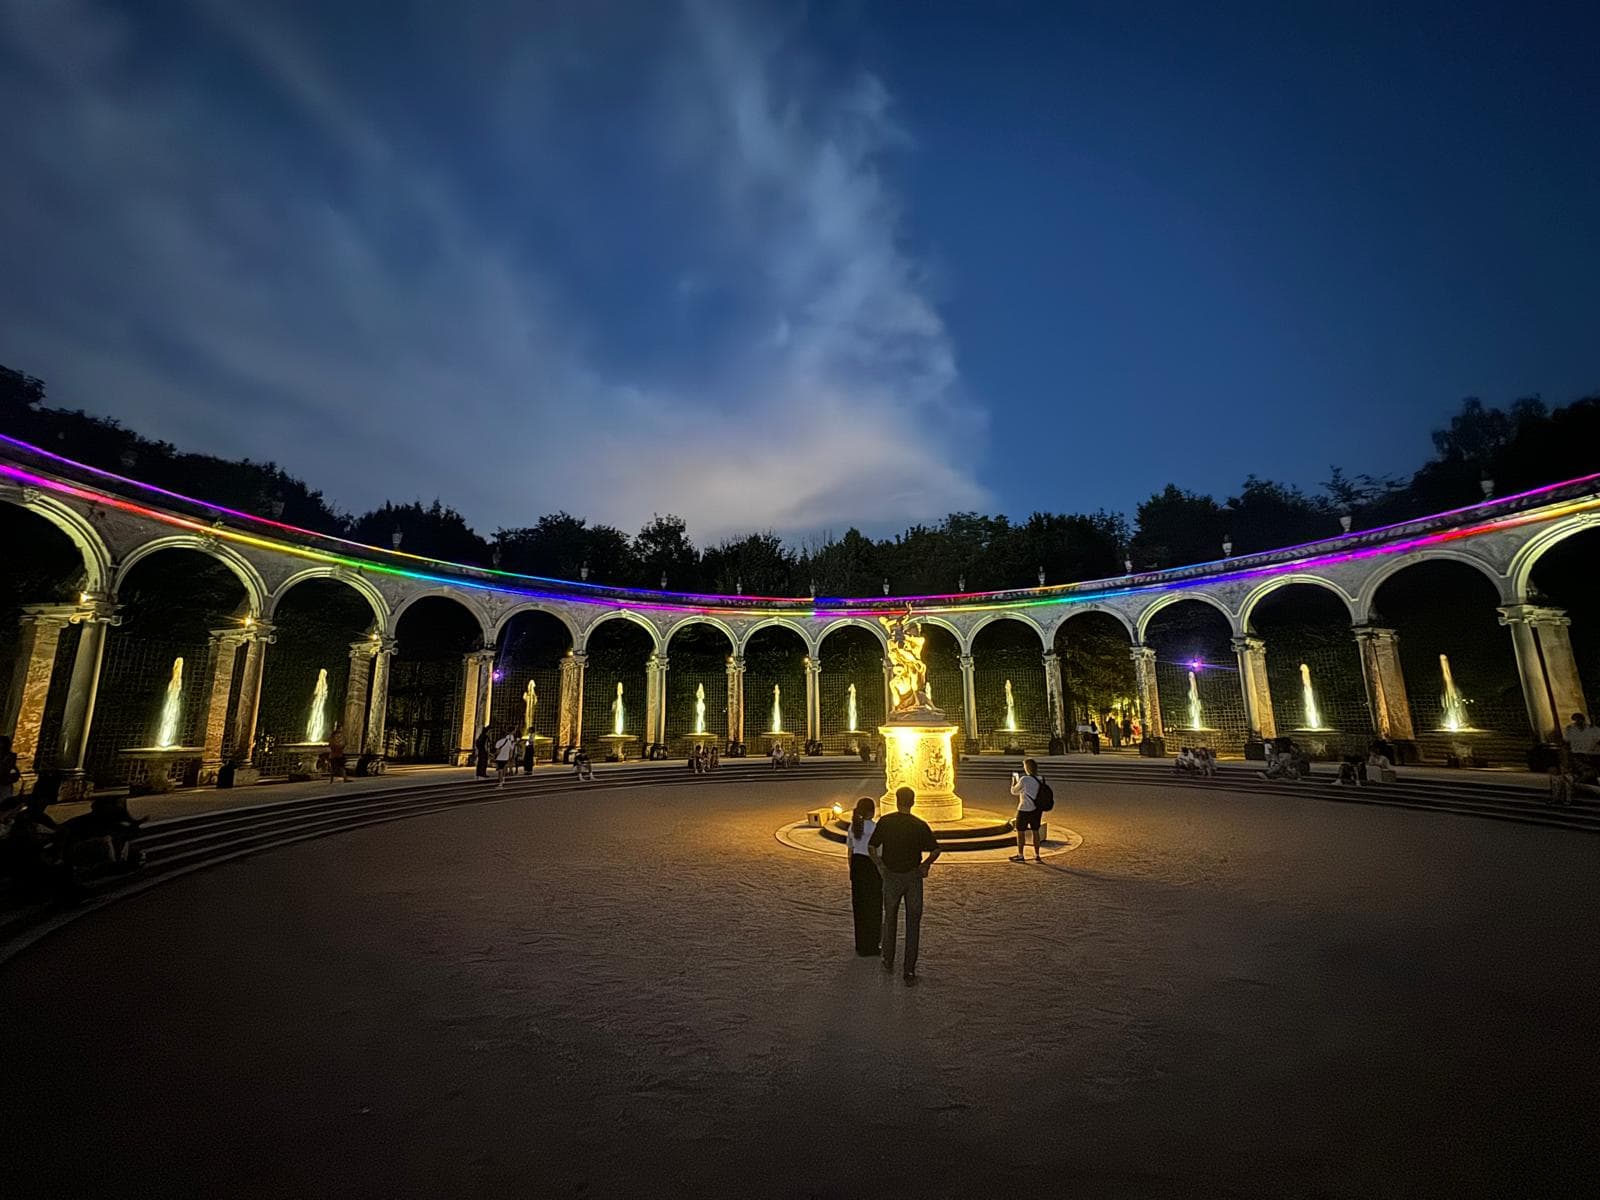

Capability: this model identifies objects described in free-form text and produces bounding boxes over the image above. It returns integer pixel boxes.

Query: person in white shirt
[492,730,518,787]
[1009,757,1043,863]
[1563,713,1600,774]
[845,797,881,956]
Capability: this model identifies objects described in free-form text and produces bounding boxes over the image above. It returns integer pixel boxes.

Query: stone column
[456,649,495,763]
[724,654,745,747]
[1130,645,1164,741]
[645,653,668,748]
[1498,604,1586,741]
[804,655,823,745]
[364,637,397,758]
[1232,635,1276,742]
[343,639,378,747]
[54,595,120,800]
[228,623,273,772]
[882,656,894,722]
[1352,625,1415,742]
[196,627,250,784]
[2,604,75,786]
[958,653,979,741]
[1041,650,1066,741]
[557,651,587,750]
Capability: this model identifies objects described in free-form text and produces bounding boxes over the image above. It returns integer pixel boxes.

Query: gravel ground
[3,774,1597,1199]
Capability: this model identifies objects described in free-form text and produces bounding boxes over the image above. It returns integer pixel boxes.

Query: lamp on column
[1339,513,1353,533]
[1123,558,1133,575]
[957,574,965,592]
[491,544,502,568]
[660,571,668,589]
[882,578,890,595]
[1037,566,1046,587]
[736,577,743,595]
[808,579,815,598]
[1480,474,1495,499]
[580,560,589,581]
[391,528,403,550]
[1222,537,1233,558]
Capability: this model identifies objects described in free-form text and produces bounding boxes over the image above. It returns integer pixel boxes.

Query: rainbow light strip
[3,434,1599,620]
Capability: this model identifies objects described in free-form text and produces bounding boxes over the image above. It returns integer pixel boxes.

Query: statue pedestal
[879,721,963,823]
[598,734,636,762]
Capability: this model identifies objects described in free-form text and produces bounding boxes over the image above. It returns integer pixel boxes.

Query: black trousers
[849,854,882,955]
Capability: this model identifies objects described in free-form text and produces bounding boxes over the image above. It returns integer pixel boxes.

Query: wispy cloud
[0,0,987,539]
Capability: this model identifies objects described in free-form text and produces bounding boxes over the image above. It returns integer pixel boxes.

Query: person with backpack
[1009,757,1051,862]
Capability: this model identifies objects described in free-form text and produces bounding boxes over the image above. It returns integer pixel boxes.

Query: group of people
[1174,746,1218,776]
[0,766,146,901]
[1554,711,1600,803]
[688,743,719,774]
[768,741,800,770]
[843,761,1055,983]
[844,786,943,985]
[474,728,545,785]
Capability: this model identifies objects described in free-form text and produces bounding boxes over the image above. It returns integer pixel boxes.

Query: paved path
[4,774,1596,1198]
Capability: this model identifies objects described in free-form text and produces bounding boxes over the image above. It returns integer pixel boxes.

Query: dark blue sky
[1,0,1595,539]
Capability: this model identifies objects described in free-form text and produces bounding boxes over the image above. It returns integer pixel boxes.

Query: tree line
[4,364,1598,596]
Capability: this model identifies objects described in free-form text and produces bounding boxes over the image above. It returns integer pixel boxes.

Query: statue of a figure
[522,679,538,736]
[694,683,706,735]
[880,612,935,716]
[611,681,626,735]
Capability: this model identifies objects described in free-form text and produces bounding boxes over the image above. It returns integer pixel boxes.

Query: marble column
[724,654,745,747]
[958,653,979,741]
[364,637,397,758]
[2,604,75,786]
[882,656,894,723]
[456,649,495,763]
[1233,634,1276,741]
[1352,625,1415,742]
[557,651,587,750]
[197,627,250,784]
[804,655,823,744]
[1130,645,1164,740]
[1042,650,1066,741]
[343,639,378,748]
[645,653,668,748]
[55,595,121,800]
[228,622,274,772]
[1498,604,1586,741]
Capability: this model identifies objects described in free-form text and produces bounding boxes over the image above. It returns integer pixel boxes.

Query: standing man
[868,786,942,986]
[493,729,519,787]
[1010,757,1043,863]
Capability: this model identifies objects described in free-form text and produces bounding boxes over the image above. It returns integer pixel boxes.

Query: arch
[490,600,582,649]
[1507,512,1600,601]
[965,610,1048,654]
[390,588,491,644]
[1133,591,1238,643]
[664,614,739,653]
[581,608,664,655]
[1356,548,1508,624]
[735,616,815,657]
[815,616,889,654]
[1047,602,1136,642]
[269,567,391,634]
[0,491,115,594]
[113,535,268,617]
[1237,575,1358,633]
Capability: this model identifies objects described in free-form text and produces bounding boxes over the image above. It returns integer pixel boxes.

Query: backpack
[1035,777,1054,811]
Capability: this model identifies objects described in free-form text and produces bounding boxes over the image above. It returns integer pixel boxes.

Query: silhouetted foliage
[3,362,1597,592]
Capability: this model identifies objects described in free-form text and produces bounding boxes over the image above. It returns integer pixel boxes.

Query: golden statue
[881,612,938,717]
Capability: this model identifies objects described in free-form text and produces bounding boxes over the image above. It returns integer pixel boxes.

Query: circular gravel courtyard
[3,773,1598,1199]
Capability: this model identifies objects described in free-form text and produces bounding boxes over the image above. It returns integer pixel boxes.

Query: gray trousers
[881,868,924,975]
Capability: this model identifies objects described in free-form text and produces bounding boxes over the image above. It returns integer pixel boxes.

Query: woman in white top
[845,797,881,956]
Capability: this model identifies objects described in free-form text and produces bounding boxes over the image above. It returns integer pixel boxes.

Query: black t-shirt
[868,810,939,873]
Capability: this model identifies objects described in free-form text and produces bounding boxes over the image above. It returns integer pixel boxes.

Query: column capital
[562,651,588,670]
[1129,644,1157,663]
[468,647,498,664]
[1041,650,1060,666]
[349,633,398,657]
[1497,604,1569,629]
[725,654,745,672]
[647,654,669,672]
[958,653,976,670]
[1231,634,1266,654]
[68,594,121,626]
[1351,623,1400,644]
[18,603,80,628]
[209,625,254,647]
[804,655,823,675]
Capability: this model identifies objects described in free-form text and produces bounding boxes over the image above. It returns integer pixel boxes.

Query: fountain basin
[598,733,636,762]
[280,741,330,780]
[120,746,204,793]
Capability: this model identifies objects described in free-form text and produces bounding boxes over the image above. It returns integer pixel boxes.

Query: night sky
[1,0,1595,539]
